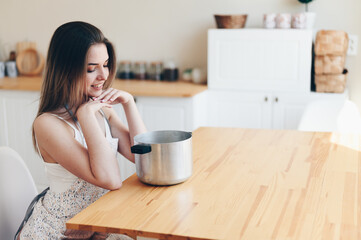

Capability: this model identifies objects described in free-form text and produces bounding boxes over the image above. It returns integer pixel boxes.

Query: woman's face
[85,43,109,97]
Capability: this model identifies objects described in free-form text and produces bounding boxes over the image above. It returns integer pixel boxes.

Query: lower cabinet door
[207,90,272,129]
[0,90,48,191]
[135,96,193,132]
[112,104,136,181]
[271,93,310,130]
[271,91,349,130]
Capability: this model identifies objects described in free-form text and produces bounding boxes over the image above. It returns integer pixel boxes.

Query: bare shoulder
[34,113,60,130]
[34,113,73,137]
[34,113,56,130]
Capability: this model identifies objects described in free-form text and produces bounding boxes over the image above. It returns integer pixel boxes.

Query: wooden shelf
[0,77,207,97]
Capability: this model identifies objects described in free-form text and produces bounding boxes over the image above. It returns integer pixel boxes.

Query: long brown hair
[32,21,117,151]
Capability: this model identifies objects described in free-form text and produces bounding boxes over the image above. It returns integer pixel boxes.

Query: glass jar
[163,60,178,81]
[118,61,133,79]
[148,61,163,81]
[134,61,147,80]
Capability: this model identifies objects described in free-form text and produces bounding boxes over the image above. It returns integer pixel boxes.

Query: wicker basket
[315,69,348,93]
[315,30,349,55]
[314,55,346,74]
[214,15,248,29]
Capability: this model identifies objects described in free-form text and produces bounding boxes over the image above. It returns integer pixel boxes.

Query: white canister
[5,61,18,78]
[276,13,291,29]
[292,13,306,29]
[263,13,277,29]
[305,12,316,29]
[0,62,5,78]
[191,68,206,84]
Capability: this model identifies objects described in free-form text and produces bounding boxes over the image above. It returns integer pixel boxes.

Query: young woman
[17,21,146,239]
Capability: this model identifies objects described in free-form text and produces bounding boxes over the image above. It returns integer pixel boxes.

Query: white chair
[298,99,361,133]
[0,146,38,240]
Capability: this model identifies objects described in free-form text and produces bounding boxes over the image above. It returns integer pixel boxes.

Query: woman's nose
[97,66,108,79]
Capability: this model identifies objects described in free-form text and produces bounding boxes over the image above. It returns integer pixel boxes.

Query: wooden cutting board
[16,41,37,53]
[16,41,44,76]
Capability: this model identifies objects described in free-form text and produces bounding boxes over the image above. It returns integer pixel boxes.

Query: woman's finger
[101,88,118,102]
[95,88,113,100]
[85,98,112,111]
[105,89,121,103]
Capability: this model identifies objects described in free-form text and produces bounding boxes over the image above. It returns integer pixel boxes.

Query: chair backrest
[298,99,361,133]
[0,146,38,240]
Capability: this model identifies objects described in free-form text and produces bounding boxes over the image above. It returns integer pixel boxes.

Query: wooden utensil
[16,41,37,54]
[16,48,44,76]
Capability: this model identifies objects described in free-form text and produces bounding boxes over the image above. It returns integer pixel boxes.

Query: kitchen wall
[1,0,361,107]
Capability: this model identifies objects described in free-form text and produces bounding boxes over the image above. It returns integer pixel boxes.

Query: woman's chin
[88,91,102,98]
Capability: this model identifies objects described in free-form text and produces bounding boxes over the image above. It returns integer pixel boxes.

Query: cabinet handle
[275,97,278,103]
[264,97,268,102]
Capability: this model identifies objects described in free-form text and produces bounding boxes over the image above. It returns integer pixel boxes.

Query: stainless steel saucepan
[131,130,192,186]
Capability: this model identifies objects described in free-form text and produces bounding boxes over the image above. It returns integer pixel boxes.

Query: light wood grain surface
[0,77,207,97]
[66,127,361,239]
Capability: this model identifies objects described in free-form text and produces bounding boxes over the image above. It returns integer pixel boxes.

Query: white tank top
[42,111,119,193]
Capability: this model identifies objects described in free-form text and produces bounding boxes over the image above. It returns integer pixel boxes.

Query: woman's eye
[103,64,109,68]
[87,68,95,73]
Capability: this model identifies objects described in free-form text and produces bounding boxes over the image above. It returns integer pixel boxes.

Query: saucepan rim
[134,130,192,144]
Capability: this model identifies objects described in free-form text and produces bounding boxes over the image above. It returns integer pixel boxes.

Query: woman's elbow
[105,180,122,190]
[109,182,122,190]
[98,176,122,190]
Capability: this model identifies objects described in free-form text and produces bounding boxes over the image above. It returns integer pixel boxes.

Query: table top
[66,127,361,239]
[0,77,207,97]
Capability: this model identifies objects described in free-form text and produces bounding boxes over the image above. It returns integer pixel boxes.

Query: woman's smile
[91,83,104,90]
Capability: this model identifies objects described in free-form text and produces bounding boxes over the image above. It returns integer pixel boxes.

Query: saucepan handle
[131,144,152,154]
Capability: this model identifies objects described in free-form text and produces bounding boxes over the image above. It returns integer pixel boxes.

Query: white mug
[5,61,17,78]
[292,13,306,29]
[263,13,277,29]
[0,62,5,78]
[276,13,291,29]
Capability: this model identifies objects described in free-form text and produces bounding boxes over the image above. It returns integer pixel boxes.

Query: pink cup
[263,13,277,29]
[276,13,291,29]
[292,13,306,29]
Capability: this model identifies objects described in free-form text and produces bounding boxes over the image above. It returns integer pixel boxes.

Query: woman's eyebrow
[87,59,109,65]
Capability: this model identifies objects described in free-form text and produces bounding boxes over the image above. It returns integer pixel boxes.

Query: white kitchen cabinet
[208,29,313,92]
[207,90,271,129]
[135,91,207,132]
[206,90,348,130]
[0,90,48,191]
[272,91,349,129]
[206,28,349,130]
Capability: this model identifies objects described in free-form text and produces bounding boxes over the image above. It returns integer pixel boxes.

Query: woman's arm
[95,88,147,163]
[76,99,122,187]
[34,101,122,190]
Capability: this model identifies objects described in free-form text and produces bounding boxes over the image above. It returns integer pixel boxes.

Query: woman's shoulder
[35,112,60,125]
[34,111,72,134]
[35,112,56,125]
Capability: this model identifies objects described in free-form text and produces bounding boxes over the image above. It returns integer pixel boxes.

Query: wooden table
[66,127,361,239]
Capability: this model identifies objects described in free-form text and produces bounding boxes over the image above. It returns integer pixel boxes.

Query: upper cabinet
[208,29,313,92]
